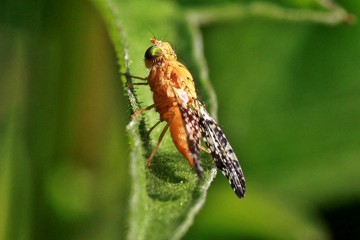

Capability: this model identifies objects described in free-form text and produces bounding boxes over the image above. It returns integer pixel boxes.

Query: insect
[128,38,246,198]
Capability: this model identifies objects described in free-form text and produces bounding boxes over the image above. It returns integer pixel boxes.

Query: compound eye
[145,45,162,60]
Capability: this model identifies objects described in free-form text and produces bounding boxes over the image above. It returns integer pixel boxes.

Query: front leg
[132,103,157,119]
[122,72,148,81]
[122,73,149,88]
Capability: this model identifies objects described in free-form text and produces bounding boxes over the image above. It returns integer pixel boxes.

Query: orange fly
[129,39,246,198]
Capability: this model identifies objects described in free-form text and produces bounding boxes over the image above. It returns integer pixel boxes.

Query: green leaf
[92,1,218,240]
[92,0,356,239]
[2,0,354,239]
[185,1,358,240]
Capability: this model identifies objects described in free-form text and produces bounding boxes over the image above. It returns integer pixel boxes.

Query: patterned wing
[198,105,246,198]
[178,104,203,178]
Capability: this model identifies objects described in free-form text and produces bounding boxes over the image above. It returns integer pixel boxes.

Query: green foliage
[93,1,218,239]
[1,0,358,240]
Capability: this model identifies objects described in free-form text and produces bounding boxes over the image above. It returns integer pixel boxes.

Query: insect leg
[122,73,148,81]
[132,103,157,119]
[147,120,162,137]
[132,98,175,120]
[200,145,211,154]
[127,82,149,88]
[146,120,171,167]
[122,73,148,88]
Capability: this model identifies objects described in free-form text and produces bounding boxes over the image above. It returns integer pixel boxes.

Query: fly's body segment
[130,38,246,198]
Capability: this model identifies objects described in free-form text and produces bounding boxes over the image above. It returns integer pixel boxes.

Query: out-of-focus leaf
[186,1,359,239]
[1,0,356,239]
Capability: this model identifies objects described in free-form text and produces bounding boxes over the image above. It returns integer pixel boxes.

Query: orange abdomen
[168,106,195,167]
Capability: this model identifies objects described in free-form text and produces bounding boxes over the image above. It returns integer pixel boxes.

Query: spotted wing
[178,104,203,178]
[198,105,246,198]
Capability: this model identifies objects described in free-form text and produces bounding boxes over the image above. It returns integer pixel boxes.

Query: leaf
[92,0,218,239]
[185,1,358,239]
[1,0,356,239]
[92,0,357,239]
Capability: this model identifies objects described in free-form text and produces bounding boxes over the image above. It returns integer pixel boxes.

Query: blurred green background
[1,0,359,239]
